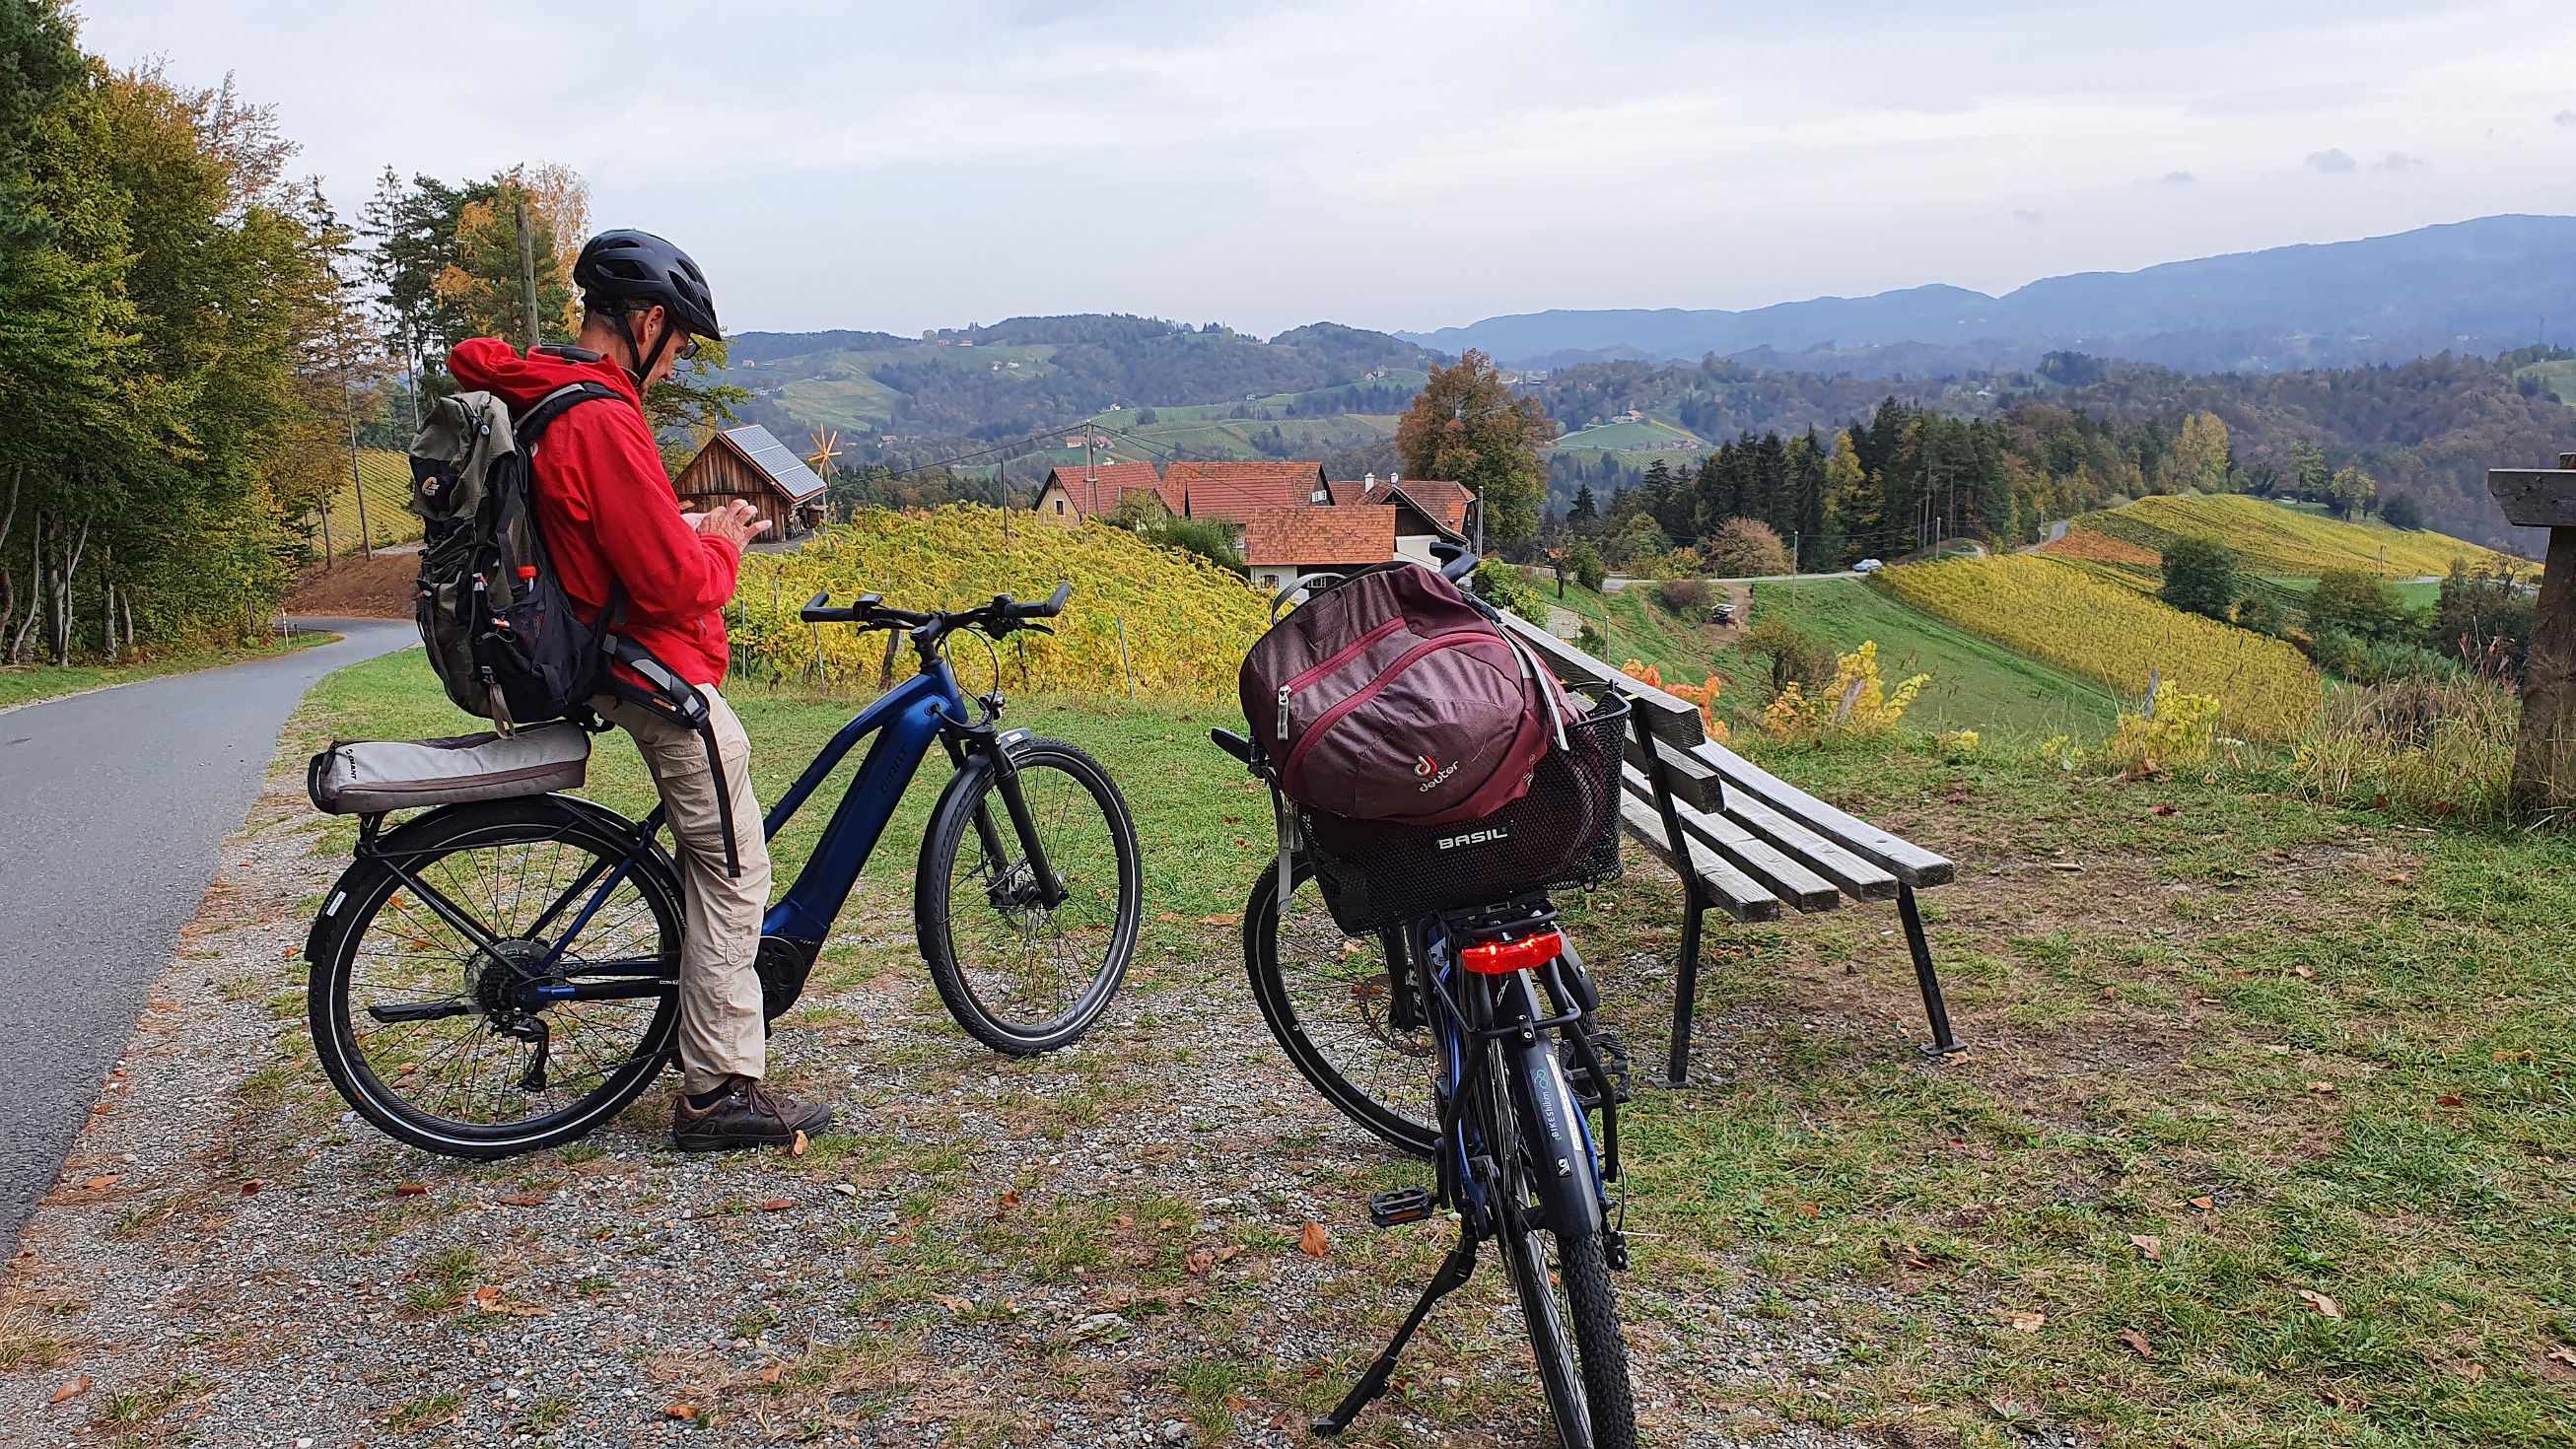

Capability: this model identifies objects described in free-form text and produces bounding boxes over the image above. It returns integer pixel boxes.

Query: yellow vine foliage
[2077,494,2514,580]
[1620,660,1729,742]
[1875,555,2322,741]
[2105,681,2222,776]
[1761,641,1927,742]
[731,506,1270,700]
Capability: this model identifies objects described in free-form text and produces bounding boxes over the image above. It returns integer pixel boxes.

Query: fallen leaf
[2287,965,2314,979]
[473,1284,505,1311]
[757,1198,793,1212]
[1905,1256,1933,1271]
[2436,1094,2464,1107]
[1201,913,1240,927]
[757,1362,784,1386]
[790,1130,809,1158]
[999,1187,1022,1209]
[2444,1360,2487,1381]
[495,1194,547,1207]
[1298,1221,1330,1259]
[1154,912,1185,923]
[2128,1233,2163,1261]
[665,1403,699,1421]
[49,1375,91,1405]
[2545,1346,2576,1366]
[2188,1195,2215,1210]
[1113,1213,1134,1228]
[2150,803,2178,816]
[2381,871,2412,884]
[2002,1309,2046,1334]
[832,1183,858,1197]
[1183,1248,1217,1276]
[2297,1288,2343,1320]
[2307,1080,2337,1094]
[2116,1328,2152,1357]
[932,1293,972,1313]
[2319,1384,2360,1410]
[2494,1050,2537,1064]
[393,1184,428,1198]
[239,1179,261,1196]
[1797,1202,1821,1219]
[79,1174,116,1192]
[1214,1245,1243,1262]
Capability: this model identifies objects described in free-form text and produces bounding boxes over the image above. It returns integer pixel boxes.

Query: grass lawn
[0,630,330,713]
[284,651,2576,1446]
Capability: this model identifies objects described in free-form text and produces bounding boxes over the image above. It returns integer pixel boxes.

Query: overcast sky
[75,0,2576,338]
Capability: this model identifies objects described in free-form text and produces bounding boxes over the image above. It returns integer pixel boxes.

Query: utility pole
[1083,421,1098,516]
[516,202,540,348]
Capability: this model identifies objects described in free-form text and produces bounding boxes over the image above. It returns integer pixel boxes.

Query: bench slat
[1499,612,1706,749]
[1688,741,1955,887]
[1621,765,1841,911]
[1617,792,1781,922]
[1621,732,1725,812]
[1717,791,1900,901]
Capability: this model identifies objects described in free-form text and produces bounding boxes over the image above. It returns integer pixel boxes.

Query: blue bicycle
[307,584,1142,1158]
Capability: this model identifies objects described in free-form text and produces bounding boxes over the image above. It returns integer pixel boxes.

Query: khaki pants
[596,689,771,1093]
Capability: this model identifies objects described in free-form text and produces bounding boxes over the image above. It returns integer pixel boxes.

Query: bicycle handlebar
[797,582,1072,638]
[1428,540,1480,583]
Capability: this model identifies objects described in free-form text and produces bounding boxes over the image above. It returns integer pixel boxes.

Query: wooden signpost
[2485,452,2576,817]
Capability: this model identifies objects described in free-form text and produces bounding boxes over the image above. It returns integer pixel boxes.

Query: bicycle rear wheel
[917,737,1140,1055]
[1487,1040,1636,1449]
[1243,857,1437,1158]
[308,796,682,1159]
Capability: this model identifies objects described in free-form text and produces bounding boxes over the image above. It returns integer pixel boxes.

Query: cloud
[2012,208,2046,224]
[2377,152,2425,171]
[2558,109,2576,127]
[2160,171,2196,185]
[2305,148,2357,173]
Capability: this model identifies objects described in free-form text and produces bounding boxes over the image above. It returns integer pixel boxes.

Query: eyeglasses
[676,332,700,362]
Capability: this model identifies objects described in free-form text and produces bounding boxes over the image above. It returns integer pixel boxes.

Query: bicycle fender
[1513,1037,1606,1239]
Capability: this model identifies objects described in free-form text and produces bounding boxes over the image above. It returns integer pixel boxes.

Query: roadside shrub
[1740,613,1831,698]
[2233,589,2288,637]
[1473,558,1551,626]
[1566,540,1607,591]
[1141,515,1244,576]
[1652,577,1710,616]
[2307,627,2462,685]
[1704,518,1792,578]
[2430,560,2534,670]
[2305,568,2410,644]
[1573,622,1606,656]
[1622,659,1728,742]
[1762,641,1927,743]
[2294,676,2515,820]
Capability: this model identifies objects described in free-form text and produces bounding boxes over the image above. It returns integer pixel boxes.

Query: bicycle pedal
[1566,1028,1634,1109]
[1367,1188,1437,1227]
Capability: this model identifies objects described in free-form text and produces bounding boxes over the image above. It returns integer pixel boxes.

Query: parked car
[1852,558,1885,574]
[1709,601,1736,625]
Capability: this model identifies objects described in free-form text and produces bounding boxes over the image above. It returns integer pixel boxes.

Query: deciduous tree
[1395,350,1552,549]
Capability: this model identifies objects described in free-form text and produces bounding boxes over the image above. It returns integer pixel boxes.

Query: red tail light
[1461,930,1563,975]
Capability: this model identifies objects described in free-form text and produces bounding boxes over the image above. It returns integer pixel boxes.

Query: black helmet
[574,229,720,338]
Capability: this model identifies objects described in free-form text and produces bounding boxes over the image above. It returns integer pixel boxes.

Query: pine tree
[1569,481,1597,521]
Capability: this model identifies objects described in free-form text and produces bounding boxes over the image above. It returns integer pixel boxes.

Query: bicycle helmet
[574,230,720,336]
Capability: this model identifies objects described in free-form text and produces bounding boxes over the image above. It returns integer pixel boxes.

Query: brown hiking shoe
[670,1076,835,1152]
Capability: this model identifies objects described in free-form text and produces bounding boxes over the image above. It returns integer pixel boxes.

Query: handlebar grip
[798,590,833,622]
[1208,728,1255,766]
[1004,581,1073,619]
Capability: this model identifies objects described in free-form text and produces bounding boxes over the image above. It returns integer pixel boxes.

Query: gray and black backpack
[405,380,623,730]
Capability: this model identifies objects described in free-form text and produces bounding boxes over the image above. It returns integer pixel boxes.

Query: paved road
[0,618,413,1248]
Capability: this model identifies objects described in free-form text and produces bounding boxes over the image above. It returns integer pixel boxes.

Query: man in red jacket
[448,230,832,1151]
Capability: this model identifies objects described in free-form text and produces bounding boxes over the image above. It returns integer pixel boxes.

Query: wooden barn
[675,425,830,540]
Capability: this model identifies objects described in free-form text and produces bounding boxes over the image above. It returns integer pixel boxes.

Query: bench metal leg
[1898,883,1965,1057]
[1668,901,1705,1085]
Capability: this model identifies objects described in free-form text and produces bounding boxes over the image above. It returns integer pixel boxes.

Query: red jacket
[448,338,737,689]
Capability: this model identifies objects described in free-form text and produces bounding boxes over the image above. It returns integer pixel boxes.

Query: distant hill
[1404,215,2576,375]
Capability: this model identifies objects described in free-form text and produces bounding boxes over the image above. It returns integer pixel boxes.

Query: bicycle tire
[307,795,682,1159]
[916,737,1140,1055]
[1493,1040,1637,1449]
[1242,857,1438,1159]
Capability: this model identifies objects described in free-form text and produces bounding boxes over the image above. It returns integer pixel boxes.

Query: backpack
[403,379,745,875]
[405,381,622,730]
[1238,562,1573,827]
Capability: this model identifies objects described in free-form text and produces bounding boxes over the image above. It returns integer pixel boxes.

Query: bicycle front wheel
[1489,1040,1637,1449]
[308,796,682,1159]
[916,737,1140,1055]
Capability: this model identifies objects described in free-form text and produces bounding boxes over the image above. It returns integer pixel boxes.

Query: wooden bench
[1501,613,1964,1083]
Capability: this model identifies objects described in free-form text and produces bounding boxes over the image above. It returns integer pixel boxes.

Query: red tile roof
[1241,506,1397,568]
[1388,478,1474,533]
[1324,478,1377,506]
[1038,461,1179,518]
[1171,460,1329,521]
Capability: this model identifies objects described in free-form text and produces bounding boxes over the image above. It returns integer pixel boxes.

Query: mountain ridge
[1400,215,2576,374]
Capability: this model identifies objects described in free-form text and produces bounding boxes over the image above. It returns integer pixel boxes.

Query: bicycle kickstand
[1311,1235,1480,1438]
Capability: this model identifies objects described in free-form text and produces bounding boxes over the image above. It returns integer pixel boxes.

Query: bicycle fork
[944,726,1069,913]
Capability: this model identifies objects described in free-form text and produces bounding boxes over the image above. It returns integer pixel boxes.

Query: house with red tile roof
[1170,460,1331,526]
[1241,506,1399,597]
[1031,461,1182,522]
[1325,472,1471,564]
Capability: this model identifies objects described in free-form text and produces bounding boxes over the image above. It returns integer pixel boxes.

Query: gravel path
[0,747,1877,1447]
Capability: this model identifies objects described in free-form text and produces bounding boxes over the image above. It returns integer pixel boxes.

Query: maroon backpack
[1239,563,1572,828]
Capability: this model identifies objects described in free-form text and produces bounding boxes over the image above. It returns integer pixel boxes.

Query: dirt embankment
[282,545,415,619]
